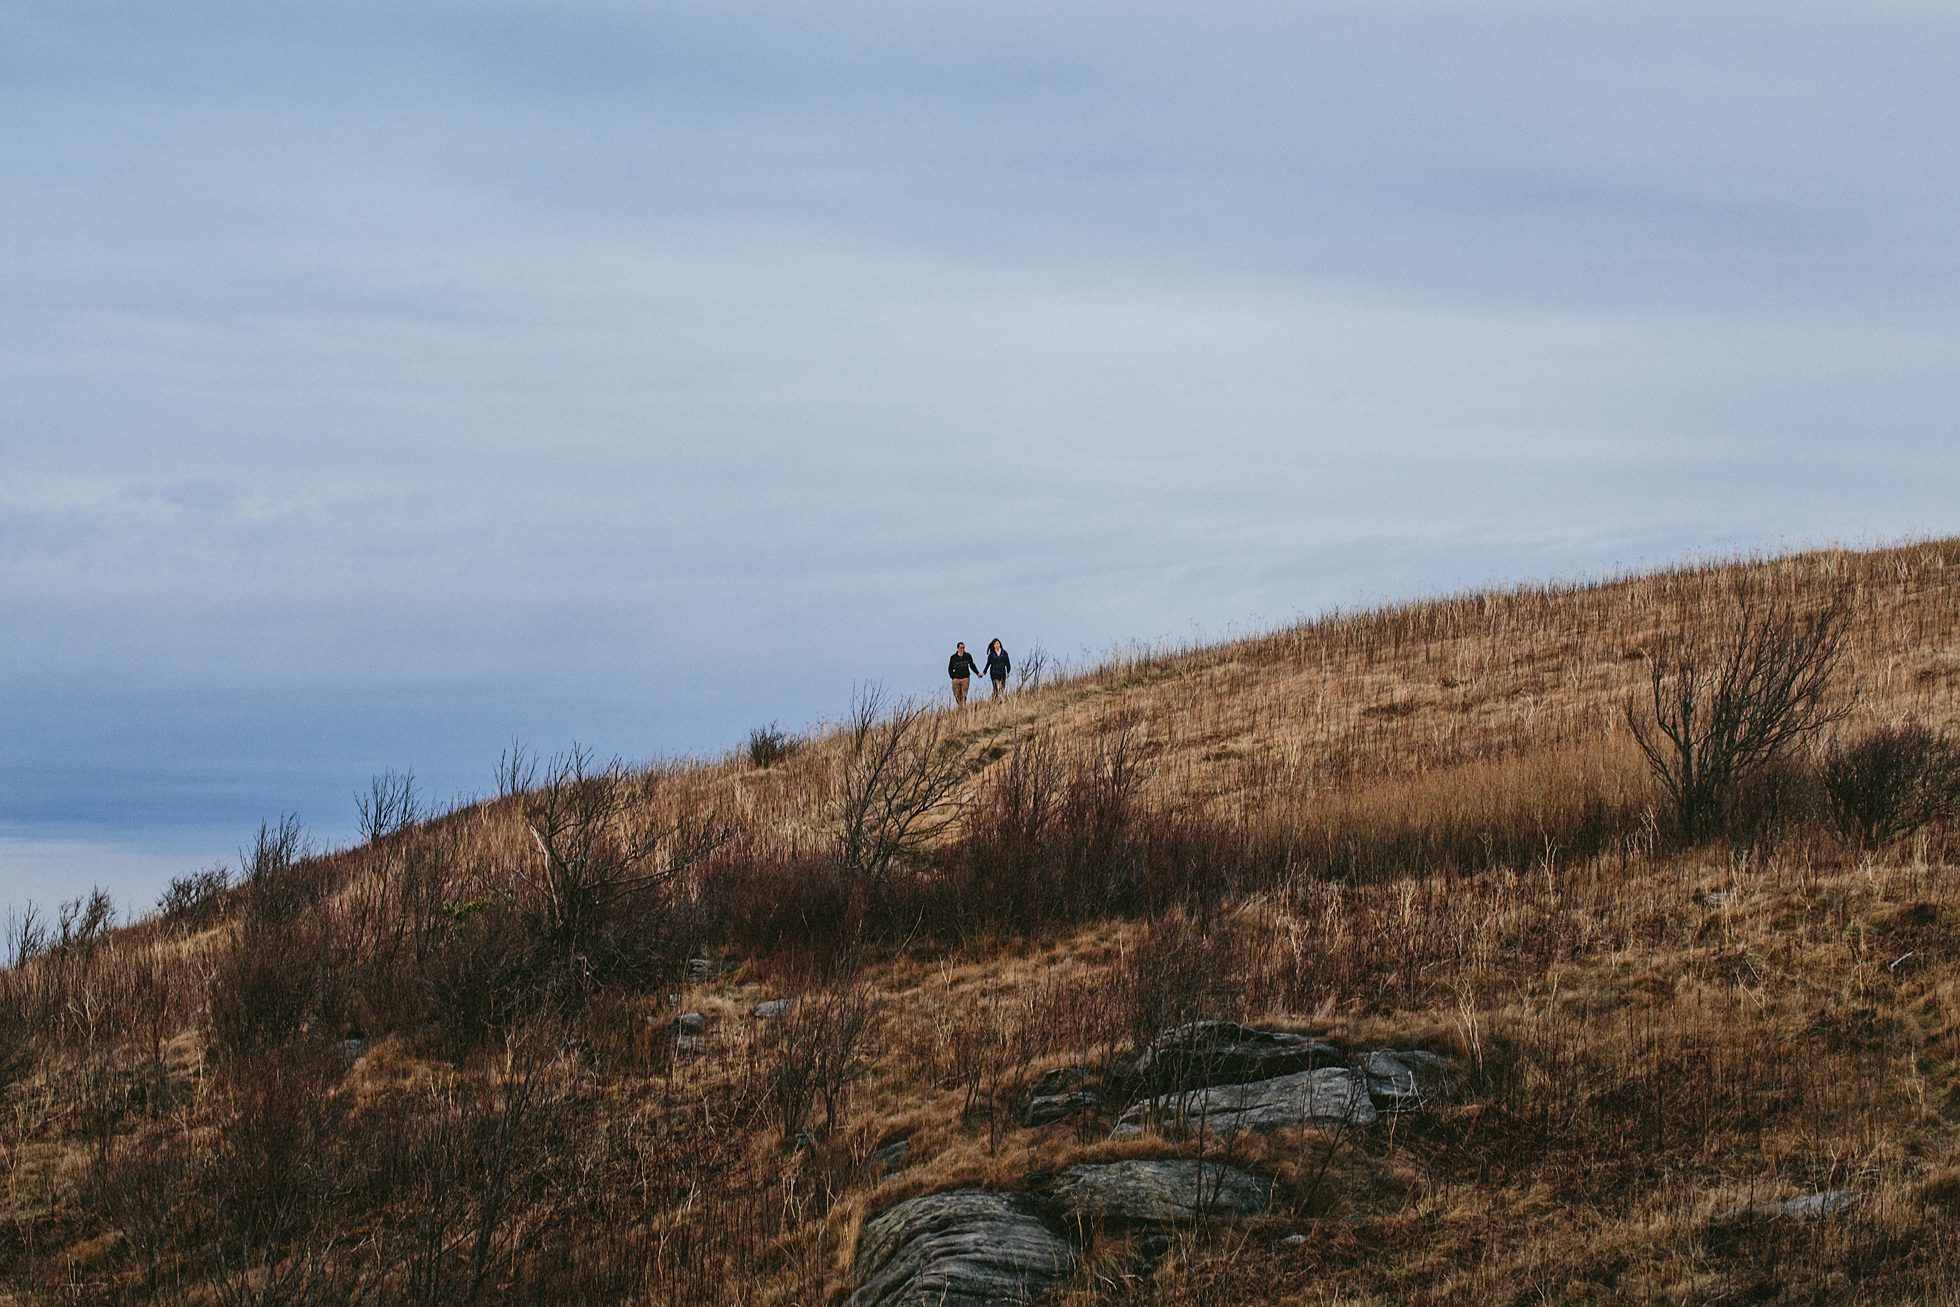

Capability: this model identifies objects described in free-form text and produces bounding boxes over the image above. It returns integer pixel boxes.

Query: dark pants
[990,676,1006,698]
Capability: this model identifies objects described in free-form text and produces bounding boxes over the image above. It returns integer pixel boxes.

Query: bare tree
[494,738,537,800]
[830,687,972,889]
[1014,643,1052,692]
[1626,592,1852,841]
[358,768,422,843]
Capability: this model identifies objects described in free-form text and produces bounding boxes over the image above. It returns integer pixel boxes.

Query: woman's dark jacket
[984,647,1011,680]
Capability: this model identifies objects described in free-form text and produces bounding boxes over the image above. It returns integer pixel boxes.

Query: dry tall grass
[4,539,1960,1304]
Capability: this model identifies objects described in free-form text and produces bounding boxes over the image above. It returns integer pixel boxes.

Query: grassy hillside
[6,540,1960,1304]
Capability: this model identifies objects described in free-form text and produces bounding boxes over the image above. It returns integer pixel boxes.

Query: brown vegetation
[5,539,1960,1303]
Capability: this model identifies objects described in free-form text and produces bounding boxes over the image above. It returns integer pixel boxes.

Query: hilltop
[5,540,1960,1304]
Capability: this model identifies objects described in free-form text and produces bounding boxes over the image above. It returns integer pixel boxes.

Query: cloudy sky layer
[3,1,1957,919]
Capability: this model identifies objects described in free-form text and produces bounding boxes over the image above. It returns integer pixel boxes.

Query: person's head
[955,642,966,653]
[990,638,1003,652]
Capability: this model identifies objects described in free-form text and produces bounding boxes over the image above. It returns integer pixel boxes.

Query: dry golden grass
[4,538,1960,1303]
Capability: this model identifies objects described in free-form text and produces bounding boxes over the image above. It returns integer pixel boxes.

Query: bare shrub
[241,815,314,927]
[5,902,49,968]
[1723,753,1824,857]
[3,889,126,1047]
[691,844,861,975]
[368,1026,572,1305]
[1627,593,1852,841]
[415,896,531,1055]
[358,768,423,843]
[1111,909,1244,1063]
[158,865,233,930]
[831,687,970,892]
[0,980,31,1099]
[759,964,878,1143]
[746,722,798,769]
[57,887,118,952]
[207,916,344,1059]
[208,1044,348,1245]
[1823,722,1960,849]
[85,1130,204,1293]
[518,746,729,998]
[946,729,1067,937]
[340,826,478,1039]
[941,992,1052,1151]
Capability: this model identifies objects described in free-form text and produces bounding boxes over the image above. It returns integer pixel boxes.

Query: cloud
[1,1,1956,905]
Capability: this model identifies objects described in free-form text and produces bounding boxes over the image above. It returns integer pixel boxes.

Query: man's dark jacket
[948,650,981,679]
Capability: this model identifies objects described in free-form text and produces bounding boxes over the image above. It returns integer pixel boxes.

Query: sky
[3,1,1958,923]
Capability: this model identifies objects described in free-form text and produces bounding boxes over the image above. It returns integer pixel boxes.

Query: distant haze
[3,2,1957,920]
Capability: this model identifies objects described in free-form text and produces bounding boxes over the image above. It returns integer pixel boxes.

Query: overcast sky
[4,1,1957,920]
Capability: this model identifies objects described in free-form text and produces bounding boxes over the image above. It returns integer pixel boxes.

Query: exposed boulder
[1360,1050,1450,1112]
[1026,1091,1100,1126]
[1024,1067,1099,1125]
[851,1189,1076,1307]
[1050,1158,1271,1225]
[1029,1067,1090,1096]
[753,998,792,1018]
[1114,1067,1377,1138]
[867,1137,911,1173]
[1134,1021,1340,1092]
[1781,1190,1859,1219]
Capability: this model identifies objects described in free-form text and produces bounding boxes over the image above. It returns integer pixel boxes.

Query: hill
[5,540,1960,1304]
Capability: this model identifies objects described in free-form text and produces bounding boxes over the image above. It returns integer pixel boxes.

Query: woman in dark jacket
[984,639,1011,698]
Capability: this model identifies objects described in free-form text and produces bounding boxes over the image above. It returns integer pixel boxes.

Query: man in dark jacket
[948,642,981,706]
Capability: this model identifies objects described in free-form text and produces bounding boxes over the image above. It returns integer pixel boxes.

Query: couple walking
[947,639,1010,706]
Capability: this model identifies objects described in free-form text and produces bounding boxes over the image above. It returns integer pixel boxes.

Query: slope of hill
[5,540,1960,1304]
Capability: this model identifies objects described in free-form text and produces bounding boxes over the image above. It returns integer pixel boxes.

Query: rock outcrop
[1134,1021,1341,1091]
[1114,1066,1377,1137]
[1050,1158,1271,1225]
[1360,1049,1450,1112]
[850,1189,1077,1307]
[1023,1066,1100,1126]
[849,1026,1451,1303]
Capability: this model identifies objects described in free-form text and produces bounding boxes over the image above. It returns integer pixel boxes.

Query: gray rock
[674,1034,710,1057]
[753,998,793,1018]
[688,957,734,983]
[336,1037,368,1065]
[1051,1158,1271,1225]
[851,1189,1076,1307]
[868,1137,911,1171]
[1135,1021,1341,1091]
[1029,1067,1090,1097]
[1360,1049,1450,1112]
[1781,1190,1859,1219]
[1025,1090,1101,1126]
[1114,1067,1377,1138]
[673,1011,707,1033]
